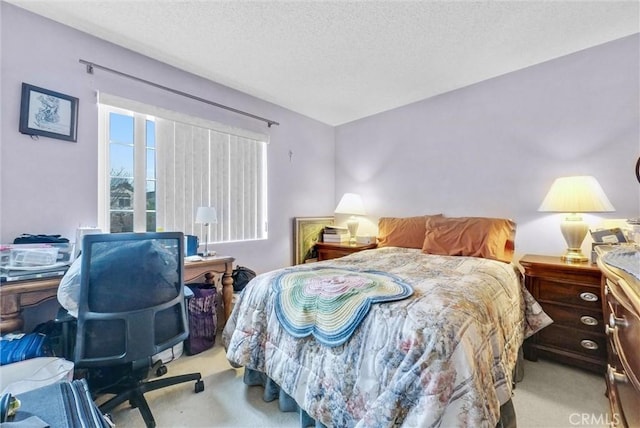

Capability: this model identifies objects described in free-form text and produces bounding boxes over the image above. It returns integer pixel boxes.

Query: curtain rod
[79,59,279,128]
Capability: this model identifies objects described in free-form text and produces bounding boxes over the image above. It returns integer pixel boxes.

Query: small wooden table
[519,254,605,373]
[315,242,377,261]
[0,256,235,333]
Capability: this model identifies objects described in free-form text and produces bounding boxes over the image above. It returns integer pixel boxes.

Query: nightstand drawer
[538,279,601,309]
[315,242,377,261]
[319,248,351,260]
[542,303,603,333]
[538,324,607,359]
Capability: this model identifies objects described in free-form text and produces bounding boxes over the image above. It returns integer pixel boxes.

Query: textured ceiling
[6,1,640,126]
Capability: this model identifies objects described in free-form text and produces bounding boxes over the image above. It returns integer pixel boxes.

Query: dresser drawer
[538,279,601,309]
[542,303,602,333]
[608,298,640,389]
[607,364,640,427]
[538,324,607,359]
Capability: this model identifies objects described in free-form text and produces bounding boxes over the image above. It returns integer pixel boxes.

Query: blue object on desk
[185,235,199,256]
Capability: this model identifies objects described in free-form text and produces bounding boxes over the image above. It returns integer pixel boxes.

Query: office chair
[72,232,204,428]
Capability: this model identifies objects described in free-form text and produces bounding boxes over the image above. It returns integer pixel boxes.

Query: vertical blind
[156,120,267,241]
[98,92,268,243]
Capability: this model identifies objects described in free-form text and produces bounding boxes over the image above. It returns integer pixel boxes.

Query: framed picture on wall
[293,216,334,265]
[19,83,79,142]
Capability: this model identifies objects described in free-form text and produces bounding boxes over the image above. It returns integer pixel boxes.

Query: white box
[1,243,73,269]
[356,236,376,245]
[0,357,74,395]
[10,247,59,267]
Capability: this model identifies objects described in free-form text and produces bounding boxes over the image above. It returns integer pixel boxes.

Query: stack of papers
[1,263,69,282]
[323,226,349,243]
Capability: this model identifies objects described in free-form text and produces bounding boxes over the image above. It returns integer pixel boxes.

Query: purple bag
[185,284,218,355]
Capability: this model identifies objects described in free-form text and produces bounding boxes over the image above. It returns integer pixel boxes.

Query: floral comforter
[223,247,551,427]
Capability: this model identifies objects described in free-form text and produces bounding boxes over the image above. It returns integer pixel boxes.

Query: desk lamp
[334,193,366,246]
[195,206,217,257]
[538,176,614,263]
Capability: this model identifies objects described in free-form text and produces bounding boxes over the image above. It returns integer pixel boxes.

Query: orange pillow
[377,215,443,249]
[421,216,516,263]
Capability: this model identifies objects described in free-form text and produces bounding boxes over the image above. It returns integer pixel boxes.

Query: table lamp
[538,176,615,263]
[195,206,217,257]
[334,193,366,246]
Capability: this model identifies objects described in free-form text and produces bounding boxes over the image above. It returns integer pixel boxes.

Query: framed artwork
[293,216,334,265]
[590,227,627,244]
[19,83,79,142]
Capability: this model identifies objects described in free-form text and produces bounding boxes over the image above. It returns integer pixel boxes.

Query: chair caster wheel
[156,365,168,377]
[195,379,205,393]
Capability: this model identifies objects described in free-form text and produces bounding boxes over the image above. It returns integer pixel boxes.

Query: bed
[223,215,552,427]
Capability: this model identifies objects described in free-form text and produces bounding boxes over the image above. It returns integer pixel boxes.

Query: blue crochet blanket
[272,266,413,347]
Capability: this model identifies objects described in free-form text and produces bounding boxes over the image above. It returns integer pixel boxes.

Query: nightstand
[519,254,606,373]
[315,242,377,261]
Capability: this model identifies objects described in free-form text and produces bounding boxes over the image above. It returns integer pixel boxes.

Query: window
[98,93,268,244]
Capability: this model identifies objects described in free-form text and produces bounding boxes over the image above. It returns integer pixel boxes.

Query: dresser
[520,254,607,373]
[315,242,377,261]
[597,246,640,427]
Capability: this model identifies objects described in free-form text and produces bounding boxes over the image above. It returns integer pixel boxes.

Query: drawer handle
[580,316,598,326]
[607,364,628,384]
[609,313,628,329]
[580,340,599,350]
[579,292,599,302]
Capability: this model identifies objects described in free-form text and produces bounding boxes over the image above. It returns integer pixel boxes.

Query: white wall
[0,3,336,274]
[335,34,640,259]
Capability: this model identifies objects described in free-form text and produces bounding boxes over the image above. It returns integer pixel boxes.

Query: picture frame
[293,216,334,265]
[590,227,627,244]
[19,83,79,142]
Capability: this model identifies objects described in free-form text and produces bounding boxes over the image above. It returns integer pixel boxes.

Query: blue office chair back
[74,232,189,367]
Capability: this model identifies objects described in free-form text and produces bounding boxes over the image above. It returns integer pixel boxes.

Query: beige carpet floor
[107,342,609,428]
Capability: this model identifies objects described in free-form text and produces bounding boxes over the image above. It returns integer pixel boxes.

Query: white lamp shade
[334,193,366,215]
[538,176,615,213]
[195,206,218,224]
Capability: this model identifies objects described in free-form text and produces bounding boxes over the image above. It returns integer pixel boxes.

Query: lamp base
[560,214,589,264]
[346,218,359,247]
[561,249,589,263]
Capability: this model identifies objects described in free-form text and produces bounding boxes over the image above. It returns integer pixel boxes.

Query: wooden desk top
[1,256,236,333]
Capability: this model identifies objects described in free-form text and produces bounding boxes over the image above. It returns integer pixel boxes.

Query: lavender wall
[2,4,639,329]
[335,34,640,258]
[0,3,336,275]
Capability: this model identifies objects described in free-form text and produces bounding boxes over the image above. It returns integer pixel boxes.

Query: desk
[0,256,235,333]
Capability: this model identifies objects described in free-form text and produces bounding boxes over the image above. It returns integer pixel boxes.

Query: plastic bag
[185,284,218,355]
[232,266,256,292]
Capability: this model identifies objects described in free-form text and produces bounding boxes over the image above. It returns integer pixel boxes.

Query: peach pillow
[421,216,516,263]
[377,215,443,249]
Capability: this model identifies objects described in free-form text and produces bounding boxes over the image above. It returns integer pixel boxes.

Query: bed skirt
[243,368,517,428]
